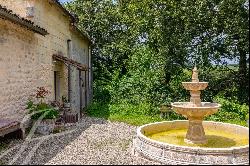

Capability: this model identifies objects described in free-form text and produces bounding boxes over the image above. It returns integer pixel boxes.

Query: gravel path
[0,117,160,165]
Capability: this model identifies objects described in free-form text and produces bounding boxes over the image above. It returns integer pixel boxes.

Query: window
[26,0,35,18]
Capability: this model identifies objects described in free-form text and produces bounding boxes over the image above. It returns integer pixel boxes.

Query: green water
[147,129,249,148]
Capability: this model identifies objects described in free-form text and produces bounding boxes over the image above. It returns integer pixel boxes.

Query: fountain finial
[192,66,199,82]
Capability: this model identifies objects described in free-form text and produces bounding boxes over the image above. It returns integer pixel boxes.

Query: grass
[86,102,164,126]
[86,101,248,127]
[220,119,248,127]
[108,113,162,126]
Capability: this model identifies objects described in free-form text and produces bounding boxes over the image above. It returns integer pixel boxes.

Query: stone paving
[0,117,160,165]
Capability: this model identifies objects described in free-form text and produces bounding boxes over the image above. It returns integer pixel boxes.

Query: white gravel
[0,117,161,165]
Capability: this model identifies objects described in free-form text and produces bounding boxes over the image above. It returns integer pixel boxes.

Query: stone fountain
[171,66,219,144]
[133,67,249,165]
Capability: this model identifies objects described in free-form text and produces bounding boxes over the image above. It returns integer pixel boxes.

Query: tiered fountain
[171,66,219,145]
[133,67,249,165]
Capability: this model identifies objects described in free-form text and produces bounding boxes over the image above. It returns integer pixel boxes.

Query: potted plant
[62,96,71,108]
[50,100,62,111]
[26,87,59,135]
[30,106,59,135]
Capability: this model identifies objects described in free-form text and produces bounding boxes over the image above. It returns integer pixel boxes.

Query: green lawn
[86,101,248,127]
[86,102,164,126]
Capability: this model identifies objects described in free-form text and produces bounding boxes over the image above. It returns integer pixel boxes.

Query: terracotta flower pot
[34,119,56,135]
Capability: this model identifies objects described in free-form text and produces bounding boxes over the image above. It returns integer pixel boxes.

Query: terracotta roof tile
[0,4,48,36]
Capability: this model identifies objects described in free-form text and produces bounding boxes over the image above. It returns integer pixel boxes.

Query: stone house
[0,0,92,123]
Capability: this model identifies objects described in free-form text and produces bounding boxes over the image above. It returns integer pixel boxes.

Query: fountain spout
[190,66,202,107]
[192,66,199,82]
[182,67,207,107]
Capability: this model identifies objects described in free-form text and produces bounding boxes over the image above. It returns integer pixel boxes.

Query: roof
[0,1,91,43]
[52,0,77,23]
[52,0,92,44]
[70,24,92,44]
[0,5,48,36]
[53,54,88,71]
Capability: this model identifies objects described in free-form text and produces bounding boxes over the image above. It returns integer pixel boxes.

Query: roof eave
[70,24,92,45]
[0,5,48,36]
[52,1,92,44]
[52,0,77,23]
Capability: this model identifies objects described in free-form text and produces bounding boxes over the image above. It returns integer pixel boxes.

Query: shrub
[27,102,59,120]
[30,108,59,120]
[86,101,186,126]
[104,46,192,110]
[206,97,249,125]
[199,66,241,103]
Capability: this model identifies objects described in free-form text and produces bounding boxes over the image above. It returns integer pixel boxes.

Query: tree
[65,0,249,104]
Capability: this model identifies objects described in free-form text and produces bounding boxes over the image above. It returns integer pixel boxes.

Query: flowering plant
[35,87,49,101]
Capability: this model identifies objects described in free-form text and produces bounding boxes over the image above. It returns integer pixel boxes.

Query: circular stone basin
[171,102,220,118]
[133,120,249,165]
[182,82,208,91]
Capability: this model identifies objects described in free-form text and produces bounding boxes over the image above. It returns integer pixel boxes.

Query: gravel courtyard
[0,117,160,165]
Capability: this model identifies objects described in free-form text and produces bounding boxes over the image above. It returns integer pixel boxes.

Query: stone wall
[0,0,91,121]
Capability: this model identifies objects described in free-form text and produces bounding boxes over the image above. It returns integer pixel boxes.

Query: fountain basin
[133,120,249,165]
[171,102,220,118]
[182,82,208,91]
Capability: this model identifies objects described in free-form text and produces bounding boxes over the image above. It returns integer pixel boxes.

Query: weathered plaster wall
[0,19,41,120]
[0,0,27,18]
[0,0,91,121]
[34,0,70,101]
[70,31,90,113]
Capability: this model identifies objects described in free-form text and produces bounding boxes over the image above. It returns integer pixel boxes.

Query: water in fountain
[147,128,248,148]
